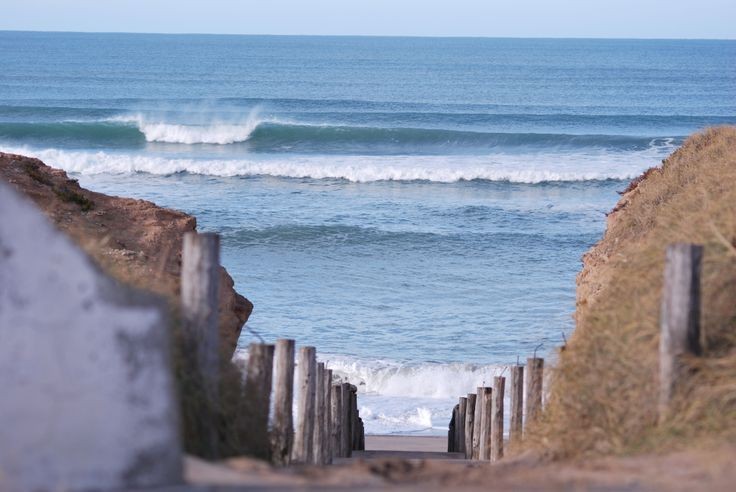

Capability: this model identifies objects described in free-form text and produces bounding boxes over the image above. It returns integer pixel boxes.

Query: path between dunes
[4,143,736,491]
[171,436,736,491]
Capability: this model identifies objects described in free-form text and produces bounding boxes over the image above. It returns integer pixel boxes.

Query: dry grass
[89,247,266,461]
[525,126,736,458]
[172,322,269,461]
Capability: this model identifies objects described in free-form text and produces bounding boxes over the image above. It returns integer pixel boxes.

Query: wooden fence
[448,242,706,461]
[448,357,543,461]
[182,230,705,465]
[181,231,364,465]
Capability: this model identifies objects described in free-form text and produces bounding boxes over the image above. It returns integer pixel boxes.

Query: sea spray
[114,108,264,145]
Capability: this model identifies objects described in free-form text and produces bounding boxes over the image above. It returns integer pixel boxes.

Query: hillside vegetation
[530,126,736,457]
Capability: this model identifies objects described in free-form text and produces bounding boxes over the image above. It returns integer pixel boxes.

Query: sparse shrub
[54,186,94,212]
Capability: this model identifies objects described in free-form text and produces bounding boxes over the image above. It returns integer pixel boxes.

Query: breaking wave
[322,355,507,399]
[0,116,681,153]
[3,146,665,184]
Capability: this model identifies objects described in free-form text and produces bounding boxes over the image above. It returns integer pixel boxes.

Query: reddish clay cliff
[0,152,252,356]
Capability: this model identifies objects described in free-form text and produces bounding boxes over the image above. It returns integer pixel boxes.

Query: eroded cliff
[0,152,252,356]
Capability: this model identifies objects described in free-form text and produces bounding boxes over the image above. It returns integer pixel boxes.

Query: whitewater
[3,144,668,183]
[2,32,734,434]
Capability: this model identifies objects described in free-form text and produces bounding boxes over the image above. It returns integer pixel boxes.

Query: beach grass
[525,126,736,458]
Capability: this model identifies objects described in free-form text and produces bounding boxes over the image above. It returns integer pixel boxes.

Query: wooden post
[331,384,343,458]
[271,339,295,466]
[292,346,316,464]
[324,369,333,463]
[358,418,365,450]
[471,387,482,459]
[313,362,325,464]
[180,231,221,457]
[464,393,476,459]
[350,385,358,451]
[448,404,458,452]
[243,343,275,459]
[447,411,453,452]
[457,397,467,456]
[491,376,505,462]
[181,232,220,389]
[659,243,703,418]
[509,365,524,445]
[341,383,352,457]
[525,358,544,426]
[479,387,493,460]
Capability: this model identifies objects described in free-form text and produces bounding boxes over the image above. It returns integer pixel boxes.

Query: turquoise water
[2,32,734,434]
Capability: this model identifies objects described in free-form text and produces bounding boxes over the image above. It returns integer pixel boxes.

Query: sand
[181,438,736,491]
[365,435,447,452]
[341,435,465,462]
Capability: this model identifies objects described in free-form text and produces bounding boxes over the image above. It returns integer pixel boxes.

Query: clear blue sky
[2,0,735,39]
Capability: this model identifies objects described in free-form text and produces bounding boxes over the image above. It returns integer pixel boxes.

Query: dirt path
[176,441,736,491]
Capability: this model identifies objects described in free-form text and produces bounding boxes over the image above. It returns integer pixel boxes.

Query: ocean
[1,32,734,435]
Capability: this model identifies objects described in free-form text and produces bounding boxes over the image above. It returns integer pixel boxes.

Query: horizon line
[1,29,734,42]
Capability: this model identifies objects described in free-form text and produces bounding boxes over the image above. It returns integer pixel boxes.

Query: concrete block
[0,182,182,491]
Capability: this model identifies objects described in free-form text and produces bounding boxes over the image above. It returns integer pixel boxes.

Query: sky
[2,0,735,39]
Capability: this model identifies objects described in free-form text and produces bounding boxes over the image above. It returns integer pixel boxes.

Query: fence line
[181,232,364,466]
[184,235,704,464]
[446,242,706,461]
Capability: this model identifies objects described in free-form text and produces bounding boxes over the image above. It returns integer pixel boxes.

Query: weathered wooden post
[313,362,326,464]
[478,387,493,460]
[350,385,359,451]
[457,397,467,456]
[448,404,458,452]
[358,418,365,450]
[464,393,476,459]
[341,383,352,457]
[491,376,505,461]
[271,339,295,465]
[471,387,483,459]
[243,343,275,459]
[292,346,316,464]
[331,383,343,458]
[509,365,524,445]
[181,232,221,387]
[324,369,333,463]
[525,358,544,425]
[180,231,221,457]
[659,243,703,419]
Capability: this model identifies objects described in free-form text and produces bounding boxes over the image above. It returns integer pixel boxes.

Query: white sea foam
[1,145,672,184]
[113,111,263,144]
[232,348,510,434]
[139,121,259,144]
[319,355,511,435]
[321,354,506,398]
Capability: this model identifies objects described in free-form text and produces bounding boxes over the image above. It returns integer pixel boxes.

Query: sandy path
[179,439,736,491]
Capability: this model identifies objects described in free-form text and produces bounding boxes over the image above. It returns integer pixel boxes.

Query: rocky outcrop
[0,152,252,356]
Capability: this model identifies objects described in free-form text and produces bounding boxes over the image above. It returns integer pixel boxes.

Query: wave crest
[139,121,259,145]
[1,146,658,184]
[116,111,263,145]
[322,355,507,399]
[1,114,683,152]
